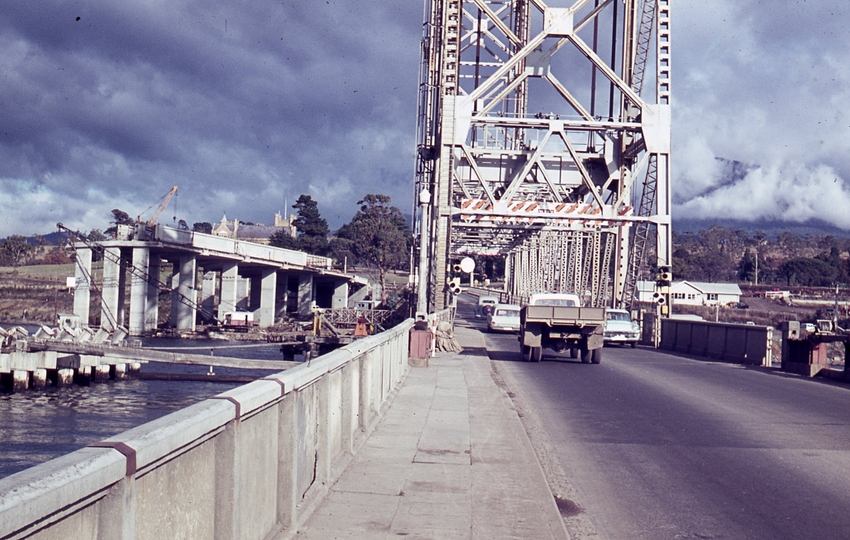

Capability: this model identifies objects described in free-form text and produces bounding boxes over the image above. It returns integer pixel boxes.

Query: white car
[487,304,521,333]
[603,308,640,348]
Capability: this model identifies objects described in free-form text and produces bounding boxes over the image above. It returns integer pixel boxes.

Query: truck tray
[522,305,606,326]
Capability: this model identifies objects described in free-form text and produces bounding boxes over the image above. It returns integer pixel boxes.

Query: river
[0,330,293,479]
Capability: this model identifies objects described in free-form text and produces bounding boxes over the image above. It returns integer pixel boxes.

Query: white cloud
[673,137,723,202]
[676,162,850,228]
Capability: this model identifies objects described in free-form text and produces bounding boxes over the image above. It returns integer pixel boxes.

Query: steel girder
[414,0,672,311]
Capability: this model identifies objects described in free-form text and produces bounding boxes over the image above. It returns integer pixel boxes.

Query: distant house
[637,280,742,306]
[212,213,296,245]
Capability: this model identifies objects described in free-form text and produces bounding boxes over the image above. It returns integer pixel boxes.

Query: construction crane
[138,186,178,226]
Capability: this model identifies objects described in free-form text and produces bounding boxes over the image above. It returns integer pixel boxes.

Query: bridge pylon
[413,0,672,312]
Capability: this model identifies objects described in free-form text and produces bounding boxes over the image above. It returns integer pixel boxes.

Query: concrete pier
[94,365,111,383]
[12,370,29,392]
[112,363,127,379]
[32,369,47,389]
[57,368,74,386]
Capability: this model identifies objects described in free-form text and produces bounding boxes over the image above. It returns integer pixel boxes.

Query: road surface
[461,297,850,539]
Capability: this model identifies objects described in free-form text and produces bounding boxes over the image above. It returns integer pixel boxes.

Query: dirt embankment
[0,264,78,325]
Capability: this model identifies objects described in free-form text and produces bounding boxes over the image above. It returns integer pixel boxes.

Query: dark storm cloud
[4,1,850,236]
[0,0,422,234]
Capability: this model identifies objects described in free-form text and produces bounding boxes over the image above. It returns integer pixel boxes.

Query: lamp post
[416,189,431,316]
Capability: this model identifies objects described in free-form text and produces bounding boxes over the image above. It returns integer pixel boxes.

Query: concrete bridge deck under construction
[70,223,367,336]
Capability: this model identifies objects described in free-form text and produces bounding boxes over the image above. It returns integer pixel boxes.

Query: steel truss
[414,0,672,311]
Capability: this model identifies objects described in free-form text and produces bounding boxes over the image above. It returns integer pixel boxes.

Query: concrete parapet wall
[0,320,413,540]
[660,319,772,366]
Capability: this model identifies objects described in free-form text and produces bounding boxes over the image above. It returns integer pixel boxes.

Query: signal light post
[652,266,673,347]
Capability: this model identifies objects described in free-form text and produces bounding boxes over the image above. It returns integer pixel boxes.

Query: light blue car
[603,308,640,347]
[487,304,521,333]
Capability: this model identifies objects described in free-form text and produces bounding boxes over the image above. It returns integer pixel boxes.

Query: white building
[637,281,742,307]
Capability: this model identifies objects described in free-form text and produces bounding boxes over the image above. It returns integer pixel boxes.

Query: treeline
[7,217,850,289]
[673,225,850,286]
[0,193,411,300]
[0,235,71,267]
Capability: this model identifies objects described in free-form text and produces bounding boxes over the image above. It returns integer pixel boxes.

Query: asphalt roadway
[477,304,850,539]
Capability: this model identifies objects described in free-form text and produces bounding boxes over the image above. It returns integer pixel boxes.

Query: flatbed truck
[519,292,606,363]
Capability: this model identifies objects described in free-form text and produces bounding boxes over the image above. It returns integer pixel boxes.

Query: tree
[84,229,107,262]
[778,257,837,286]
[177,219,190,231]
[86,229,107,243]
[2,235,34,267]
[43,247,72,265]
[269,229,299,250]
[737,251,756,283]
[292,194,329,255]
[345,194,410,302]
[328,235,357,268]
[192,222,213,234]
[105,209,135,238]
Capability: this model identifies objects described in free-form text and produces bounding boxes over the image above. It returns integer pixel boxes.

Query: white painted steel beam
[414,0,673,310]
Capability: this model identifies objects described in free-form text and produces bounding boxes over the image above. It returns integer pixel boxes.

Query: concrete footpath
[292,325,568,539]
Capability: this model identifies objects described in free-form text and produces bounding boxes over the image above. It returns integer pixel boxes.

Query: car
[603,308,640,348]
[487,304,521,333]
[475,295,499,318]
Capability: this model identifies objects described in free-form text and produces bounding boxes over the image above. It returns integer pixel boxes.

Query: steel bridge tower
[414,0,672,312]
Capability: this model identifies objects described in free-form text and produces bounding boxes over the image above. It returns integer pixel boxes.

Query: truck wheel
[591,348,603,364]
[580,346,592,364]
[530,346,543,363]
[630,342,637,349]
[569,347,578,359]
[521,345,531,362]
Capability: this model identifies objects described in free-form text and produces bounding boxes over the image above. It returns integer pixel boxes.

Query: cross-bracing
[414,0,672,311]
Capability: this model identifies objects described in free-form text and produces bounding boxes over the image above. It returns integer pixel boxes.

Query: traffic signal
[656,266,672,287]
[452,263,462,273]
[652,291,666,305]
[448,277,462,295]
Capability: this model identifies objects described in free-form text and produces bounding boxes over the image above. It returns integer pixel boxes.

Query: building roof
[679,281,742,295]
[236,224,283,239]
[638,280,742,295]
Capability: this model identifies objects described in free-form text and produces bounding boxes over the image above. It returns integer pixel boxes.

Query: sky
[1,0,849,237]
